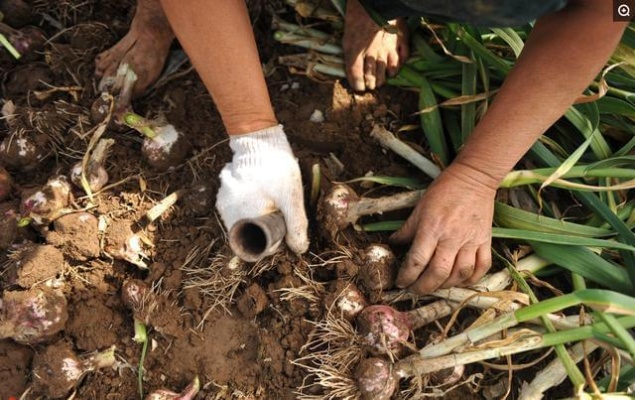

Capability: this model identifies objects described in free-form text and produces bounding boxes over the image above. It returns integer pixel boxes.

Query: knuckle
[458,264,475,279]
[428,266,451,283]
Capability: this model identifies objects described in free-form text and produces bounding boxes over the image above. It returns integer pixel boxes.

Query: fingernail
[352,78,365,91]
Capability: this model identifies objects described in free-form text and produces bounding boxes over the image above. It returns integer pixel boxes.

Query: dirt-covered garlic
[0,204,20,249]
[145,376,200,400]
[120,279,183,337]
[0,22,45,61]
[3,243,64,289]
[90,92,113,125]
[70,138,114,193]
[123,113,191,171]
[20,175,73,225]
[70,161,108,192]
[319,184,359,236]
[142,123,191,170]
[0,131,48,171]
[0,166,13,201]
[324,281,368,322]
[318,183,423,238]
[91,64,136,130]
[0,286,68,344]
[32,341,116,399]
[122,112,191,171]
[121,279,158,324]
[355,357,397,400]
[356,304,411,357]
[0,0,33,27]
[359,244,397,293]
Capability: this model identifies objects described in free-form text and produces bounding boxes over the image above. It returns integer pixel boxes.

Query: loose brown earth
[0,1,543,399]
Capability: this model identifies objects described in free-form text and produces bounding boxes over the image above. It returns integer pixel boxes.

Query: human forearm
[159,0,276,134]
[454,0,627,187]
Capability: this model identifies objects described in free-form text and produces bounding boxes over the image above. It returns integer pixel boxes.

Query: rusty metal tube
[228,212,286,262]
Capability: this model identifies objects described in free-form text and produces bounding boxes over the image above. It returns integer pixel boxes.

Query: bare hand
[390,163,497,294]
[342,0,409,91]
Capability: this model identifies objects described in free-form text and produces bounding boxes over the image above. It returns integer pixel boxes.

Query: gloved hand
[216,124,309,254]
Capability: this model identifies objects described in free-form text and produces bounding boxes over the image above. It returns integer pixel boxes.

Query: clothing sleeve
[358,0,569,27]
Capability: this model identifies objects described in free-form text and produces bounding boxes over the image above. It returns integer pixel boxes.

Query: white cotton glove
[216,124,309,254]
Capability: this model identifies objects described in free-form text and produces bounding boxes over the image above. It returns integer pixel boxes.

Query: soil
[0,1,515,399]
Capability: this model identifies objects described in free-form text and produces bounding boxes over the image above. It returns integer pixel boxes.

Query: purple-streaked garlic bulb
[145,376,200,400]
[356,305,411,357]
[70,138,114,192]
[0,166,13,201]
[359,245,397,293]
[0,23,45,61]
[32,341,116,399]
[0,287,68,344]
[324,281,368,322]
[20,175,73,225]
[355,357,397,400]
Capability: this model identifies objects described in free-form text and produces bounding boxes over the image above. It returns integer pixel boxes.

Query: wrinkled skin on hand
[390,163,497,294]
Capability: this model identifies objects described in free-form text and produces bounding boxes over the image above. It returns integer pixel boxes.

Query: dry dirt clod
[236,282,269,319]
[45,212,101,261]
[182,183,215,217]
[20,175,73,225]
[3,243,64,289]
[0,286,68,345]
[103,219,149,268]
[31,341,116,399]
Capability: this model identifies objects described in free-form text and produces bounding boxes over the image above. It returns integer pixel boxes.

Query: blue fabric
[362,0,569,26]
